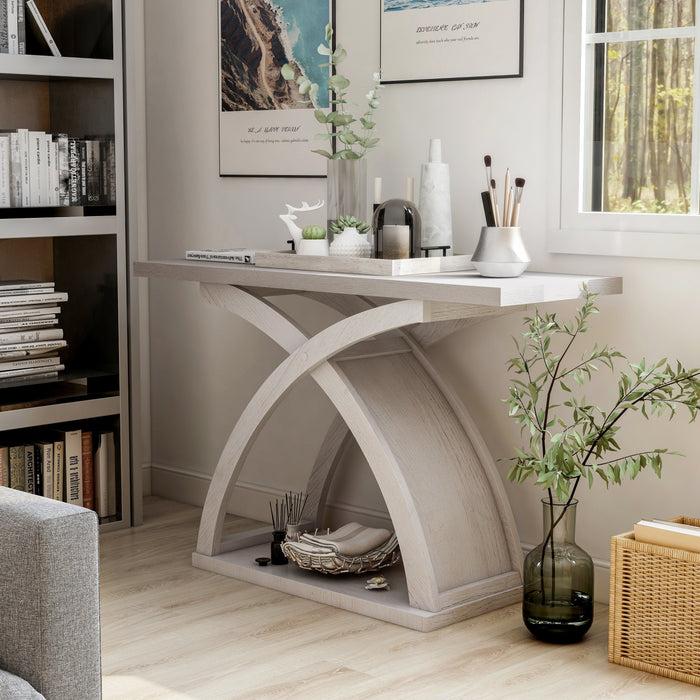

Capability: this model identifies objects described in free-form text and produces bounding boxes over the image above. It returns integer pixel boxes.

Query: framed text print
[380,0,523,85]
[219,0,334,177]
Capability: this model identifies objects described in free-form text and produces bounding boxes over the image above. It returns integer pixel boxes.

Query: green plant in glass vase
[282,24,381,231]
[504,286,700,643]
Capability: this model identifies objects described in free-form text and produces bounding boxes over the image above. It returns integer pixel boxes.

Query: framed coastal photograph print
[380,0,523,84]
[219,0,334,177]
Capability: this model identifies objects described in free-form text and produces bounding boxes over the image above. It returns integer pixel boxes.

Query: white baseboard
[149,463,610,604]
[149,463,393,526]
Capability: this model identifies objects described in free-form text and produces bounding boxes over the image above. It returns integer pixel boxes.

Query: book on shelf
[24,440,35,494]
[25,0,59,56]
[8,443,24,490]
[0,304,61,319]
[0,134,9,208]
[6,0,26,55]
[94,430,116,520]
[0,281,55,295]
[0,291,67,307]
[51,427,82,506]
[0,317,58,331]
[0,328,62,344]
[0,363,63,379]
[633,519,700,553]
[51,437,64,501]
[34,440,53,498]
[0,354,60,371]
[0,445,7,487]
[81,430,94,511]
[185,248,257,264]
[0,347,60,360]
[0,2,7,53]
[0,370,58,384]
[0,339,66,352]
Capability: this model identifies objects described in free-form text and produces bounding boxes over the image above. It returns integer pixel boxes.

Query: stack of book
[0,130,117,208]
[0,280,68,383]
[0,424,118,521]
[634,519,700,553]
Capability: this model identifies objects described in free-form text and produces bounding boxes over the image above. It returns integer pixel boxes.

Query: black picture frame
[380,0,524,85]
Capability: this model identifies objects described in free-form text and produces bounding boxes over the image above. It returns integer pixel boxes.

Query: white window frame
[548,0,700,260]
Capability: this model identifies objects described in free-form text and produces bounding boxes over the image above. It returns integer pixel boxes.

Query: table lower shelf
[192,543,522,632]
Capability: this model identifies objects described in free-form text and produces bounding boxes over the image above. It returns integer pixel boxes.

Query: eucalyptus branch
[281,24,381,161]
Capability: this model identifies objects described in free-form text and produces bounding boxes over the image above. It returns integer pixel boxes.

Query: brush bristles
[491,178,497,189]
[484,155,492,167]
[515,177,526,188]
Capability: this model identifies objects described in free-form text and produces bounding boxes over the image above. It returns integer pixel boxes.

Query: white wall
[143,0,700,598]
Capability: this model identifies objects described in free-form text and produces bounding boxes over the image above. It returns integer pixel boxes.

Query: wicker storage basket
[609,517,700,686]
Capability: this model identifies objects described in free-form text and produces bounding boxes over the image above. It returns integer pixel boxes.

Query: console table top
[134,259,622,308]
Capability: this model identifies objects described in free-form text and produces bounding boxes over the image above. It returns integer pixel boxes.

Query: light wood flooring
[99,498,697,699]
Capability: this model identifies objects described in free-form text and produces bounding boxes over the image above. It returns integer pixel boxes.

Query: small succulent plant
[301,225,327,240]
[330,216,370,234]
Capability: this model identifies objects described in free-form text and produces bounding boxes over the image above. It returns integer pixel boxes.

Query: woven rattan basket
[609,517,700,686]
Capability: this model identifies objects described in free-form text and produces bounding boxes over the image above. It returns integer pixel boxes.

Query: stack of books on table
[633,519,700,553]
[0,280,68,383]
[0,425,118,521]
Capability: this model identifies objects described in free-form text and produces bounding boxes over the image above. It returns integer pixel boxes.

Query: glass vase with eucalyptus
[522,498,593,643]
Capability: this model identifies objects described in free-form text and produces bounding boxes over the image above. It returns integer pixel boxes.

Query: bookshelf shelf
[0,214,118,236]
[0,395,120,431]
[0,0,131,529]
[0,54,115,80]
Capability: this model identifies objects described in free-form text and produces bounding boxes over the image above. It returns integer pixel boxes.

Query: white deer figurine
[279,200,325,251]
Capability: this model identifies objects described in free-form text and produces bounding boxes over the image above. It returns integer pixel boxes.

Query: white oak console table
[134,259,622,631]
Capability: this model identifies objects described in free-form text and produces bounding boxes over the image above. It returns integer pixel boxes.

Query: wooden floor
[99,498,696,699]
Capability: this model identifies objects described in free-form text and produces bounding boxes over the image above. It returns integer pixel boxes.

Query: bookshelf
[0,0,131,530]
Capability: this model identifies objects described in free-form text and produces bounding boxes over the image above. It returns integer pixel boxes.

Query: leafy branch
[281,24,381,161]
[505,286,700,503]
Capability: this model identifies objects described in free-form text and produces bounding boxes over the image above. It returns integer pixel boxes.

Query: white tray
[254,251,474,277]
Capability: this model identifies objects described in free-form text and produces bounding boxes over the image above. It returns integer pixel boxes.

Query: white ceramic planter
[297,238,329,256]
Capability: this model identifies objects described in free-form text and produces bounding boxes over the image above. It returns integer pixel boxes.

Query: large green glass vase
[522,499,594,643]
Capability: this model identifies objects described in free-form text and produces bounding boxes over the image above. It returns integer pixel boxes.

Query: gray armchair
[0,486,102,699]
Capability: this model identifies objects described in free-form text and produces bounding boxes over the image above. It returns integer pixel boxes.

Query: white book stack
[0,129,116,209]
[0,280,68,383]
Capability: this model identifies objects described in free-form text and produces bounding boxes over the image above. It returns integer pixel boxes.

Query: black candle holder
[270,529,288,565]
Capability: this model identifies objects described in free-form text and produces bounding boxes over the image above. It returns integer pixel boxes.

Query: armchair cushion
[0,486,101,700]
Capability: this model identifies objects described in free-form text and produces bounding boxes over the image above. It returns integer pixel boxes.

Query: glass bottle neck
[541,499,577,544]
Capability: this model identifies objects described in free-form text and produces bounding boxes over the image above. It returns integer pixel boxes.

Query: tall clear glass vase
[522,499,594,643]
[326,158,368,239]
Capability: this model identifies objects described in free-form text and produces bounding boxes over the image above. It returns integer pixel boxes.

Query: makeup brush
[510,177,526,226]
[483,155,493,190]
[491,178,501,226]
[503,168,511,226]
[484,155,495,224]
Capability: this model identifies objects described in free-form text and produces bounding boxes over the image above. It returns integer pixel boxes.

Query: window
[552,0,700,258]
